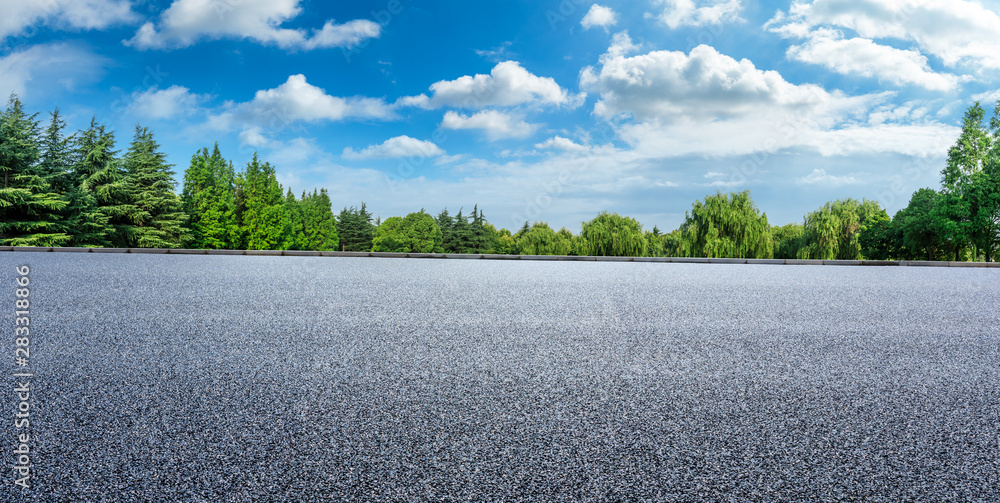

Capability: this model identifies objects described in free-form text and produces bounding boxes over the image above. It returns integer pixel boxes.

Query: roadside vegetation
[1,94,997,261]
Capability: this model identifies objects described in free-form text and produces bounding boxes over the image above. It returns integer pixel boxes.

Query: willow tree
[515,222,572,255]
[677,191,771,258]
[580,211,647,257]
[798,198,888,260]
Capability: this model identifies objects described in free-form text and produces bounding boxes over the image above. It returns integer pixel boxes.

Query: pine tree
[75,119,135,247]
[451,209,475,253]
[123,125,189,248]
[437,208,455,252]
[337,203,375,251]
[0,94,69,246]
[182,144,237,249]
[236,153,285,250]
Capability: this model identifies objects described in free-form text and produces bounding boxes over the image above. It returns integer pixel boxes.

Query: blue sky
[3,0,1000,233]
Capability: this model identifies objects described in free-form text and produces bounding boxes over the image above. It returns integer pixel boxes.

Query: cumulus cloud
[0,43,109,98]
[441,110,540,140]
[581,39,959,158]
[0,0,137,41]
[768,0,1000,72]
[125,0,380,50]
[342,136,445,160]
[404,61,583,110]
[783,28,963,91]
[127,85,207,120]
[651,0,743,28]
[581,4,618,30]
[795,168,858,186]
[581,41,858,122]
[206,74,396,141]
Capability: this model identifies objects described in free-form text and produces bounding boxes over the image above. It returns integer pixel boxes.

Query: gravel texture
[3,253,1000,502]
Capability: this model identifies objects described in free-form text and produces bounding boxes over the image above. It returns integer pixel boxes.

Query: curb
[2,246,997,268]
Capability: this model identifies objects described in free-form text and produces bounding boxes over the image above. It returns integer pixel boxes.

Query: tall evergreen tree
[437,208,455,252]
[75,119,134,247]
[123,125,189,248]
[182,144,237,249]
[301,188,339,250]
[235,153,285,250]
[282,188,305,250]
[0,94,69,246]
[40,108,110,247]
[337,203,375,251]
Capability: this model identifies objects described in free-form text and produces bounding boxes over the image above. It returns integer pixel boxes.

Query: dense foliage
[2,94,997,261]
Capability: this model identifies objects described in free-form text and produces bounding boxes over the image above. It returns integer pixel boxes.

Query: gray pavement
[2,253,999,502]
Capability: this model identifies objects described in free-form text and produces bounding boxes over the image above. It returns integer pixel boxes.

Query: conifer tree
[74,119,135,247]
[282,188,305,250]
[0,94,69,246]
[301,188,338,250]
[337,203,375,251]
[182,144,237,249]
[123,125,189,248]
[235,153,285,250]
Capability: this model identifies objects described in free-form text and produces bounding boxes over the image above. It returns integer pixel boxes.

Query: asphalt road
[2,253,999,502]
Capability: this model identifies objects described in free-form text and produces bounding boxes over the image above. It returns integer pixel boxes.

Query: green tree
[515,222,571,255]
[772,223,804,260]
[42,109,109,247]
[940,101,1000,261]
[74,120,139,247]
[372,210,442,252]
[493,227,516,254]
[182,144,238,249]
[676,191,771,258]
[122,126,189,248]
[798,199,888,260]
[896,189,943,261]
[300,188,339,251]
[0,95,69,246]
[235,153,285,250]
[337,203,375,251]
[580,211,647,257]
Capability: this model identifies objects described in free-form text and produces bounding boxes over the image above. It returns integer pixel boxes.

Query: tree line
[1,94,997,261]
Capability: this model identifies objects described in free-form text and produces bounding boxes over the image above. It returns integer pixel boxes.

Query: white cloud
[651,0,743,28]
[440,110,540,141]
[581,43,857,122]
[205,74,396,141]
[125,0,380,50]
[795,168,858,186]
[535,136,589,152]
[407,61,584,109]
[240,74,394,122]
[972,90,1000,103]
[0,0,137,41]
[238,126,272,147]
[343,136,445,160]
[768,0,1000,71]
[581,41,959,158]
[0,43,109,98]
[127,85,207,120]
[784,29,963,91]
[581,4,619,30]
